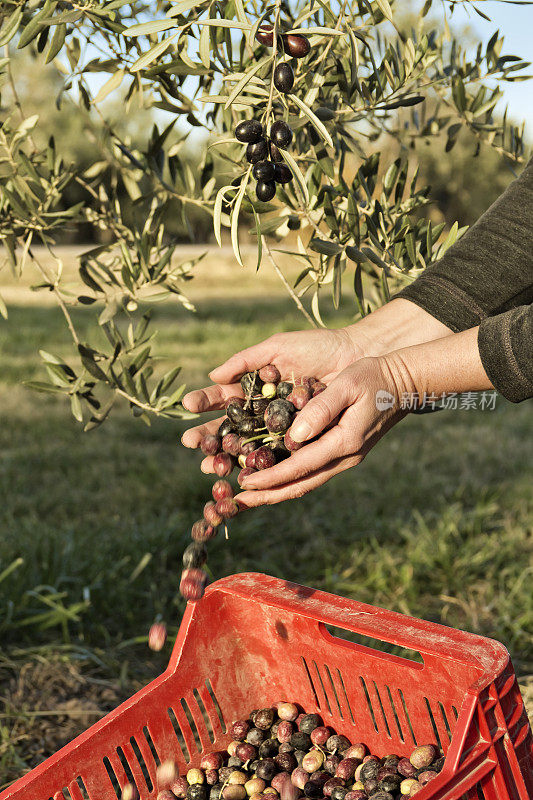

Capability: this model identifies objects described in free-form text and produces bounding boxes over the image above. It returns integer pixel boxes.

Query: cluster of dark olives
[121,703,444,800]
[234,24,311,202]
[178,367,326,601]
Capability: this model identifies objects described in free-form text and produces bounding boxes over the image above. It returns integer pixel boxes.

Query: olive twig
[263,0,283,133]
[262,235,317,327]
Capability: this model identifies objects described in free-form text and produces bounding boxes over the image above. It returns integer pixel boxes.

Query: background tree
[0,0,530,428]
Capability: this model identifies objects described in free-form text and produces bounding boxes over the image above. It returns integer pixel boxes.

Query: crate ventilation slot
[337,668,355,725]
[75,778,90,800]
[117,746,142,793]
[372,681,392,738]
[130,735,154,792]
[168,706,192,761]
[102,757,121,800]
[181,697,203,752]
[194,688,215,743]
[324,664,343,719]
[205,678,226,733]
[143,725,161,767]
[301,657,320,708]
[424,697,443,751]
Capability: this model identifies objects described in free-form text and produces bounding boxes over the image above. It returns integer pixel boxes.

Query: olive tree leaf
[45,22,67,63]
[131,31,180,72]
[374,0,393,22]
[70,393,83,422]
[167,0,209,16]
[224,57,270,109]
[93,69,125,103]
[311,287,326,327]
[290,95,334,148]
[199,22,210,68]
[197,20,251,29]
[310,238,343,256]
[231,167,252,267]
[0,8,23,47]
[279,148,309,205]
[250,206,263,271]
[213,184,235,247]
[124,19,177,36]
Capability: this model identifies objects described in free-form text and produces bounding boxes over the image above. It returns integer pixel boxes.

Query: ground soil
[0,657,127,782]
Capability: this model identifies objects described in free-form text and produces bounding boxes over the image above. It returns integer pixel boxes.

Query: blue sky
[448,1,533,136]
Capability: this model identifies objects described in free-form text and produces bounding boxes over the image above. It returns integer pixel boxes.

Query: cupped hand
[234,356,406,507]
[181,327,366,452]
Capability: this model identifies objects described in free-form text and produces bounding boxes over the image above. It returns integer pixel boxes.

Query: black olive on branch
[282,33,311,58]
[273,62,294,93]
[270,120,293,148]
[235,119,264,144]
[253,160,276,181]
[256,181,277,202]
[274,163,293,184]
[246,138,269,163]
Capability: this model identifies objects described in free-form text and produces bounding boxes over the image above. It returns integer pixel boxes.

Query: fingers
[241,427,344,490]
[200,455,215,473]
[182,383,243,414]
[209,337,279,384]
[235,454,360,507]
[181,417,224,449]
[289,373,356,443]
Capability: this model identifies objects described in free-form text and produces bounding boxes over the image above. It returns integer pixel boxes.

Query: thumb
[289,375,353,442]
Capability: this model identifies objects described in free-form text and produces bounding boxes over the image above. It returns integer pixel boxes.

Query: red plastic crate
[2,573,532,800]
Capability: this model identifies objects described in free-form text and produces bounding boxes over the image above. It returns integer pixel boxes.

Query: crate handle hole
[322,624,424,666]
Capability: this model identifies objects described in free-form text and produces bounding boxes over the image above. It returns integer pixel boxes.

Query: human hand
[181,327,363,453]
[231,325,493,507]
[181,298,453,456]
[232,356,406,507]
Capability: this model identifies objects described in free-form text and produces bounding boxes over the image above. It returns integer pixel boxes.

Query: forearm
[342,298,453,357]
[381,326,494,399]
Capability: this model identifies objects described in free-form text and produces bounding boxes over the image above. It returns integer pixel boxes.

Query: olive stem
[263,0,283,133]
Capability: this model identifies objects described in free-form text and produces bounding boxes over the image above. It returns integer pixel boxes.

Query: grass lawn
[0,247,532,785]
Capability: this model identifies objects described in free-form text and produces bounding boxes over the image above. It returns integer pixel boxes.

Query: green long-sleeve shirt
[395,157,533,402]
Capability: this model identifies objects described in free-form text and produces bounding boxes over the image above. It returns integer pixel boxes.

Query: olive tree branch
[261,235,316,327]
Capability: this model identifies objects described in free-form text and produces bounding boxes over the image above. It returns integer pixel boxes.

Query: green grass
[0,252,532,782]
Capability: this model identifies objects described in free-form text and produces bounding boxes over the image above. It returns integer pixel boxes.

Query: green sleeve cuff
[478,305,533,403]
[395,275,485,333]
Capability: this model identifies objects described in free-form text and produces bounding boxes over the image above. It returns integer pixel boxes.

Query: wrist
[379,327,494,400]
[343,298,453,358]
